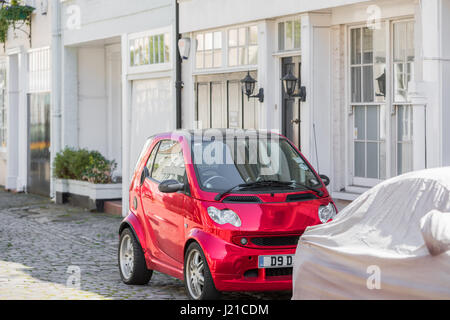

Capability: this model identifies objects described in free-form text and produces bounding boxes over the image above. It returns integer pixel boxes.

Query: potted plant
[53,148,122,212]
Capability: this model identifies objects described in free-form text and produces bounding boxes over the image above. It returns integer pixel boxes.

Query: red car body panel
[121,131,336,292]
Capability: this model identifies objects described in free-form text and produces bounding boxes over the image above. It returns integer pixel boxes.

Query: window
[145,141,159,172]
[393,21,414,102]
[0,64,6,149]
[350,26,386,182]
[129,33,170,67]
[151,140,186,184]
[196,31,222,69]
[396,105,413,174]
[278,18,301,51]
[195,72,259,130]
[228,25,258,66]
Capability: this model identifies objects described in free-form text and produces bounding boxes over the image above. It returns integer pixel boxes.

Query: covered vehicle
[292,167,450,299]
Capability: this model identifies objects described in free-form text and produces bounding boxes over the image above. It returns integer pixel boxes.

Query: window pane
[355,142,365,177]
[285,21,293,50]
[278,22,285,51]
[204,50,213,68]
[294,20,301,49]
[196,51,204,69]
[197,83,210,128]
[228,48,237,66]
[152,141,185,183]
[362,27,373,64]
[249,26,258,45]
[394,63,405,101]
[366,106,379,140]
[149,36,154,64]
[146,143,159,172]
[363,65,374,102]
[354,106,365,140]
[351,66,361,102]
[211,83,223,128]
[367,142,378,178]
[351,28,361,64]
[214,32,222,49]
[213,50,222,68]
[249,45,258,65]
[196,34,204,51]
[205,33,213,50]
[228,81,242,128]
[239,27,246,46]
[239,47,248,65]
[393,22,406,62]
[229,29,237,47]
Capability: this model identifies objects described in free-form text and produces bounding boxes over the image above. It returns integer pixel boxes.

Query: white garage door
[129,78,173,177]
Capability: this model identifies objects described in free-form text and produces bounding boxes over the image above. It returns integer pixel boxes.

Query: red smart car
[118,129,336,300]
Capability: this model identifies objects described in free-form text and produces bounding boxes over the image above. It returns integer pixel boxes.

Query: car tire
[118,228,153,285]
[184,242,221,300]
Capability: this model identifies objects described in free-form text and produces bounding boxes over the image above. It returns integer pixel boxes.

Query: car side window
[151,140,186,184]
[145,141,160,174]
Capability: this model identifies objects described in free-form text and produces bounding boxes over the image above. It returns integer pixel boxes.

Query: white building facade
[179,0,450,201]
[55,0,177,214]
[0,0,52,196]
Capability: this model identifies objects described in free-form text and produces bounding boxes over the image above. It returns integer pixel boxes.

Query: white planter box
[54,179,122,201]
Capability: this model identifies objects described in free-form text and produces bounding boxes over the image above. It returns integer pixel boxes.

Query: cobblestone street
[0,190,297,300]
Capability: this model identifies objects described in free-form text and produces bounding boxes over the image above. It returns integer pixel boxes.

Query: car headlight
[207,207,241,227]
[318,203,337,223]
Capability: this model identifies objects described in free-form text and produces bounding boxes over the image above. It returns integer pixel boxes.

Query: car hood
[200,192,333,234]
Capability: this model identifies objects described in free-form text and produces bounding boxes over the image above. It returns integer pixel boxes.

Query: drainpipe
[50,0,62,199]
[175,0,183,129]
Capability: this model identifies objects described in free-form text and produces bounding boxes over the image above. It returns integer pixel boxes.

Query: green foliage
[53,148,117,184]
[0,0,35,46]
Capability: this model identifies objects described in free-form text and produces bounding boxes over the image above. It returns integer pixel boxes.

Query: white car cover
[292,167,450,299]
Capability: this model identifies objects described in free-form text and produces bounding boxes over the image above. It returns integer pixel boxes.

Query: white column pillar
[121,34,131,217]
[300,13,332,177]
[50,0,62,199]
[419,0,450,167]
[16,49,28,192]
[5,53,19,190]
[61,46,78,149]
[257,20,276,131]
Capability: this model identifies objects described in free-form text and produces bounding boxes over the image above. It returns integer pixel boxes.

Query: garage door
[129,78,173,177]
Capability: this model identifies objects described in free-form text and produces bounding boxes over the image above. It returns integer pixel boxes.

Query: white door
[129,78,173,177]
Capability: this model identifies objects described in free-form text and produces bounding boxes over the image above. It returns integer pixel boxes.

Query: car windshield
[192,136,320,192]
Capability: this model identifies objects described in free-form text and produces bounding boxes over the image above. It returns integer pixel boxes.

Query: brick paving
[0,190,302,300]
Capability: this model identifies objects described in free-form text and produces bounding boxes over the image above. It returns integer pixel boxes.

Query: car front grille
[250,236,300,247]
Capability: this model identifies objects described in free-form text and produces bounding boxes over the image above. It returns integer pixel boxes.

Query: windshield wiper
[214,180,323,201]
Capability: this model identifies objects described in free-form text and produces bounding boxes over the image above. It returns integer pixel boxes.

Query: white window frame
[127,26,173,75]
[275,15,302,54]
[391,18,415,176]
[193,22,259,74]
[347,23,388,187]
[346,17,414,189]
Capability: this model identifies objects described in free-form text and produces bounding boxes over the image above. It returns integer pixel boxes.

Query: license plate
[258,254,294,269]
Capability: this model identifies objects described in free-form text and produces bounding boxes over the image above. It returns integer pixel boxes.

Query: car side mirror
[319,174,330,186]
[158,179,185,193]
[140,166,150,185]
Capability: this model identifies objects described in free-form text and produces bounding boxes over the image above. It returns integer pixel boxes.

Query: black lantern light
[240,71,264,103]
[282,69,306,102]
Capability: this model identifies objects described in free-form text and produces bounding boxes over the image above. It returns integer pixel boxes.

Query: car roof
[148,129,283,141]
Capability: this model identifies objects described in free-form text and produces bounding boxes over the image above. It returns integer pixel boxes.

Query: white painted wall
[179,0,369,33]
[77,47,108,156]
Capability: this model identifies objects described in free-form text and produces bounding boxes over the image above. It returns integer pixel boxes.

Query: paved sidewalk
[0,190,294,300]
